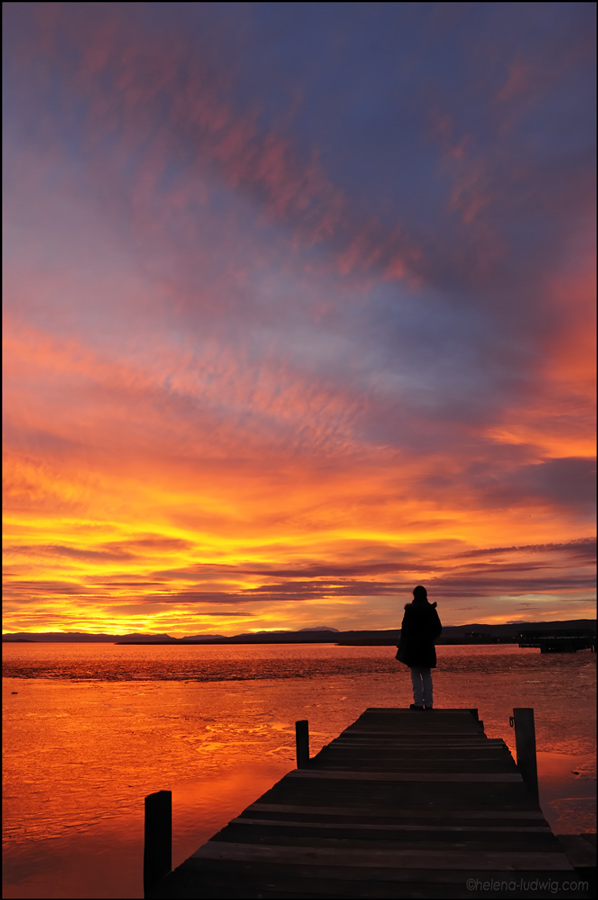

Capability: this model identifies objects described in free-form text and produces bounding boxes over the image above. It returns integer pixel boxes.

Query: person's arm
[400,607,411,633]
[397,608,409,647]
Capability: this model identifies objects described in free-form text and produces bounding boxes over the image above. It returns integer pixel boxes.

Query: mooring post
[512,708,539,803]
[144,790,172,897]
[295,719,309,768]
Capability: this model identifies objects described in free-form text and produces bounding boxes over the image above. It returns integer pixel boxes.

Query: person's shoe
[409,704,424,710]
[424,706,434,711]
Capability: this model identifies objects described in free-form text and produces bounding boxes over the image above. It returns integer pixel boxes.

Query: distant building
[518,629,596,653]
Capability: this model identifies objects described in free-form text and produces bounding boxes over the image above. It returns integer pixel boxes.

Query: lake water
[2,643,596,899]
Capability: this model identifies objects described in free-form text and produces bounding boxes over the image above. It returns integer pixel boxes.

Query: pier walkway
[150,708,589,898]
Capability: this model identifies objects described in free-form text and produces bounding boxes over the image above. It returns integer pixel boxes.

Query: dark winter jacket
[397,600,442,668]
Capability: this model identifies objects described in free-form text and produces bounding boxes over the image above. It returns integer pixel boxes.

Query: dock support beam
[512,708,539,803]
[144,790,172,897]
[295,719,309,768]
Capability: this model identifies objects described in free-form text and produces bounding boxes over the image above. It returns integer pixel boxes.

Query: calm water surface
[2,643,596,899]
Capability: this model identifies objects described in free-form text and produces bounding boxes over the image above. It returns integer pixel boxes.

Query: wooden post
[144,790,172,897]
[295,719,309,769]
[512,708,539,803]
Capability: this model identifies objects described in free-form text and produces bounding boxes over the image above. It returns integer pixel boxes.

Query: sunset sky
[3,2,596,638]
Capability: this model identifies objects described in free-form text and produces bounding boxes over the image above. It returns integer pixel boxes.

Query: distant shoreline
[3,636,515,645]
[111,636,520,646]
[3,619,595,646]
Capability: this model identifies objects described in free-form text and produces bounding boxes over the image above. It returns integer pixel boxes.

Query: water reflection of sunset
[3,3,595,638]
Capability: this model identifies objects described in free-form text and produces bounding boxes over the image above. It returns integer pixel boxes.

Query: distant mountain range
[2,631,177,643]
[2,620,595,644]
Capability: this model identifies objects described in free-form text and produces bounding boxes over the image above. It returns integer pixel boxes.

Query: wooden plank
[256,791,542,812]
[320,741,509,749]
[211,821,563,844]
[346,720,484,725]
[231,818,552,833]
[286,770,523,781]
[320,740,508,747]
[312,757,515,765]
[309,766,519,775]
[309,768,520,776]
[178,856,578,882]
[313,746,513,755]
[311,762,517,770]
[258,783,539,803]
[210,831,563,853]
[335,740,492,746]
[217,824,559,849]
[191,841,573,870]
[336,724,491,729]
[363,708,479,713]
[244,803,548,820]
[346,736,492,740]
[328,734,504,741]
[310,755,517,765]
[333,739,496,744]
[343,729,486,735]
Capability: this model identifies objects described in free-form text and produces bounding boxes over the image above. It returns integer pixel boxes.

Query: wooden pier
[518,630,596,653]
[148,709,591,898]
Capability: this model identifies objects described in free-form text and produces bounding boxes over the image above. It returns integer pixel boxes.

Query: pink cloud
[7,5,425,295]
[496,60,531,104]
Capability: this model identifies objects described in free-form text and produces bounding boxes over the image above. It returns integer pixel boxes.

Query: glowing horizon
[3,3,596,638]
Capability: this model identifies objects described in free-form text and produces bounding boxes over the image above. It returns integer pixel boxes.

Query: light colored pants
[410,666,433,708]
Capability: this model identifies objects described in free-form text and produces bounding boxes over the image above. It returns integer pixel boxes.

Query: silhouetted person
[396,585,442,710]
